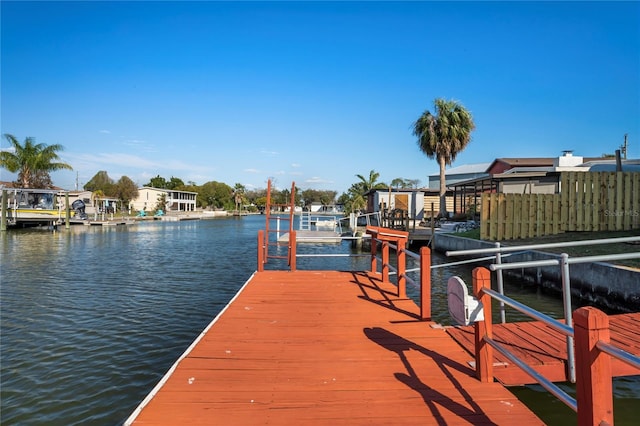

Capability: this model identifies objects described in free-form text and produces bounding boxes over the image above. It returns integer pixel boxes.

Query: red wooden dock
[446,312,640,386]
[126,271,544,425]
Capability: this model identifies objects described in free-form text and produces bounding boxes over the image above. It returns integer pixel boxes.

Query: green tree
[413,98,475,215]
[84,170,115,195]
[167,176,185,190]
[199,181,233,209]
[1,134,72,188]
[390,178,421,189]
[354,170,387,194]
[390,178,405,189]
[406,179,421,189]
[114,175,139,212]
[154,193,167,213]
[146,175,167,188]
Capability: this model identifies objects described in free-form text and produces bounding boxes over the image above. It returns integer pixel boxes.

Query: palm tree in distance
[1,134,72,188]
[354,169,387,194]
[412,99,475,216]
[232,183,246,213]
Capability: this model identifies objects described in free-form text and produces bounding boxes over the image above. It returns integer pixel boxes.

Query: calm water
[1,215,638,425]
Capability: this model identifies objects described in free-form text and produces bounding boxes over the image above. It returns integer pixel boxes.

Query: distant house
[65,190,119,215]
[129,187,197,213]
[449,151,638,215]
[308,202,343,214]
[365,188,454,221]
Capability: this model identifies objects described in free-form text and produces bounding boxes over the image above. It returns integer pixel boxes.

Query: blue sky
[1,1,638,194]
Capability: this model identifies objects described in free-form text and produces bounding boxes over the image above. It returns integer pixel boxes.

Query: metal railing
[471,267,640,425]
[446,235,640,383]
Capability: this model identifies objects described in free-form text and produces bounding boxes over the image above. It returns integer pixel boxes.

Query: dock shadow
[347,272,421,320]
[364,326,498,426]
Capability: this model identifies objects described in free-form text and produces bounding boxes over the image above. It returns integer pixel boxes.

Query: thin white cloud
[99,129,111,134]
[260,149,279,156]
[244,168,261,173]
[305,177,334,184]
[291,163,301,168]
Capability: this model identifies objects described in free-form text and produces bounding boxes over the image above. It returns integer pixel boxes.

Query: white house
[129,187,197,213]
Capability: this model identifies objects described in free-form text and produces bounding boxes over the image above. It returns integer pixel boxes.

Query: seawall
[433,233,640,312]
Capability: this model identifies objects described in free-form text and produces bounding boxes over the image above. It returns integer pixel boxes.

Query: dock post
[574,307,613,426]
[65,192,70,229]
[420,246,431,320]
[289,230,297,272]
[257,230,265,271]
[381,241,389,283]
[473,267,493,383]
[1,189,7,231]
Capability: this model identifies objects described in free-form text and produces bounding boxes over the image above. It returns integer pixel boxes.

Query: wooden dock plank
[128,271,543,425]
[447,313,640,385]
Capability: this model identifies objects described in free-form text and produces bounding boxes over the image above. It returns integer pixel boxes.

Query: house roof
[0,181,65,190]
[444,163,492,174]
[139,186,198,194]
[488,158,557,169]
[428,163,491,178]
[488,156,603,171]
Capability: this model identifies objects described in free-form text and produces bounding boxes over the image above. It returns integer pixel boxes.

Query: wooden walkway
[447,313,640,386]
[126,271,543,425]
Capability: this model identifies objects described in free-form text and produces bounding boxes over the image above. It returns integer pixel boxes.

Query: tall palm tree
[1,134,72,188]
[232,183,246,212]
[413,99,475,216]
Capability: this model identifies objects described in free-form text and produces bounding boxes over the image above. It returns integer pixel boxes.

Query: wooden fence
[481,172,640,240]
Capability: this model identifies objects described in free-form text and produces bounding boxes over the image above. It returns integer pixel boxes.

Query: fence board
[630,172,637,229]
[623,173,632,230]
[480,172,639,240]
[576,172,585,231]
[607,173,616,230]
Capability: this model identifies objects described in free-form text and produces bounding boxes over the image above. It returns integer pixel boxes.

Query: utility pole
[620,134,628,160]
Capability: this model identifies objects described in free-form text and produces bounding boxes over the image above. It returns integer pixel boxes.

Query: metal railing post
[494,242,506,323]
[420,246,431,320]
[573,307,613,426]
[560,253,576,383]
[397,240,406,298]
[370,237,378,274]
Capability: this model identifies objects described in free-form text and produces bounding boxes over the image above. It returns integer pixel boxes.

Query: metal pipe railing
[490,252,640,270]
[446,236,640,257]
[483,287,573,336]
[475,269,640,424]
[484,335,577,411]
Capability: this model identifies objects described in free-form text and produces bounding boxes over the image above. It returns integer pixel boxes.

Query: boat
[314,219,337,230]
[0,187,79,227]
